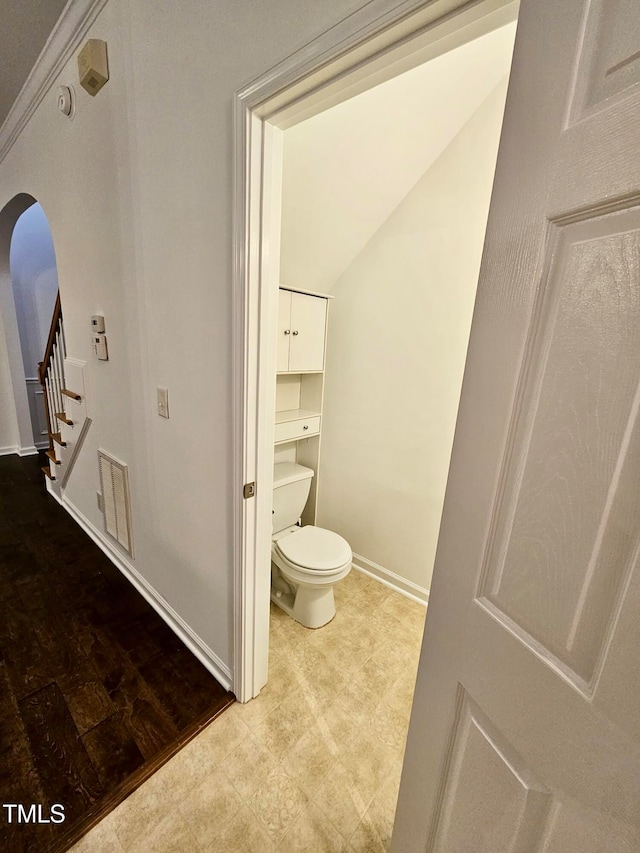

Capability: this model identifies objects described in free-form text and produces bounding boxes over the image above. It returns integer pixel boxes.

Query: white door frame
[232,0,519,702]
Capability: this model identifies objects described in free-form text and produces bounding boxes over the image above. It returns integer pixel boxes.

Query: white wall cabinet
[275,288,331,524]
[277,288,327,373]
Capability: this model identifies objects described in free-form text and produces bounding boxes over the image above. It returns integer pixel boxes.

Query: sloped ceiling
[280,22,517,295]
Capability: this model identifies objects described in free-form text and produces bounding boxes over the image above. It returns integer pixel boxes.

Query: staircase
[38,293,89,498]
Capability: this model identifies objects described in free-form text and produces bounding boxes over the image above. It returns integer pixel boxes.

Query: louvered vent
[98,450,133,556]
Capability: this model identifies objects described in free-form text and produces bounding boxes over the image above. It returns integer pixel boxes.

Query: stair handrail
[38,291,62,385]
[38,291,63,454]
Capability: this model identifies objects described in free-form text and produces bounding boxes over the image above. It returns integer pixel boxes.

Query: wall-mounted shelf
[275,408,321,422]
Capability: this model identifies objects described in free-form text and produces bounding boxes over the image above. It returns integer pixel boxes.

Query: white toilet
[271,462,352,628]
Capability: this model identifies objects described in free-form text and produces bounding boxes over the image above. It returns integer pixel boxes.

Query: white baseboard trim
[60,495,233,692]
[351,552,429,606]
[45,475,63,503]
[18,445,38,456]
[0,445,37,457]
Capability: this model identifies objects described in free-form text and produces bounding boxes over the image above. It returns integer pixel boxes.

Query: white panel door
[288,292,327,372]
[393,1,640,850]
[276,288,292,372]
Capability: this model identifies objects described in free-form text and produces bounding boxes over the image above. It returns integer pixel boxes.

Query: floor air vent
[98,450,133,556]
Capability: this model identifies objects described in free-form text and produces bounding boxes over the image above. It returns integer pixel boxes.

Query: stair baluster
[54,334,64,415]
[44,376,56,436]
[38,293,64,458]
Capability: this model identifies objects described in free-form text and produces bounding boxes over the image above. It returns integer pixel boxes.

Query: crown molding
[0,0,109,165]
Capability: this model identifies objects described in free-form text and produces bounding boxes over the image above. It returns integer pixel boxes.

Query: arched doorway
[0,194,59,455]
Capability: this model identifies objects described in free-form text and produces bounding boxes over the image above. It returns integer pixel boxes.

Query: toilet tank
[272,462,314,533]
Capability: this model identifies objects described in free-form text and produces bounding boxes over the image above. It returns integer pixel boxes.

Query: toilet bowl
[271,463,352,628]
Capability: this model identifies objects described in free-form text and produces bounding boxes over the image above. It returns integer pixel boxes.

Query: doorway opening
[10,202,59,450]
[0,194,59,458]
[234,0,519,704]
[232,4,518,839]
[231,1,521,845]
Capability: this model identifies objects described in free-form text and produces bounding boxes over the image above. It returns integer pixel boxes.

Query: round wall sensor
[57,85,75,118]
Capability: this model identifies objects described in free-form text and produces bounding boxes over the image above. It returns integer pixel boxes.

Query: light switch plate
[92,334,108,360]
[91,315,105,333]
[157,387,169,418]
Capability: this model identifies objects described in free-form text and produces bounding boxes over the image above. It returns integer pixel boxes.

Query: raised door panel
[277,289,292,373]
[34,388,49,441]
[479,207,640,687]
[288,292,327,372]
[567,0,640,126]
[433,692,551,853]
[25,379,49,445]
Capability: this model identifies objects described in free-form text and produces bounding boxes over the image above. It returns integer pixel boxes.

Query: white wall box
[277,288,328,373]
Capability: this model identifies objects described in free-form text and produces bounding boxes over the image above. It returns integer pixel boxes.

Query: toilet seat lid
[276,526,351,572]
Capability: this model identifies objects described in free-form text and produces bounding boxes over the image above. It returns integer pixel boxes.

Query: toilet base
[270,566,336,629]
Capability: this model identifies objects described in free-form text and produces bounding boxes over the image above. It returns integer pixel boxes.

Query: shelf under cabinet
[276,370,325,375]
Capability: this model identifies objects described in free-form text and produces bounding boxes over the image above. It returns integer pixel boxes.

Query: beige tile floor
[70,570,426,852]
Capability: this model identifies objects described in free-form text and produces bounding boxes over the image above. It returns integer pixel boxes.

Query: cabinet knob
[303,425,309,430]
[292,330,299,336]
[284,329,290,335]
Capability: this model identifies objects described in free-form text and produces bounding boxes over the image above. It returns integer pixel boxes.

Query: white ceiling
[280,22,517,295]
[0,0,68,128]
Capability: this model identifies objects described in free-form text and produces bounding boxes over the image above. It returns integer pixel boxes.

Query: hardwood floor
[0,452,234,852]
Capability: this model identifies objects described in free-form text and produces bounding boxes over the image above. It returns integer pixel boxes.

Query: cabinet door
[276,289,292,373]
[289,292,327,372]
